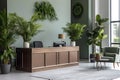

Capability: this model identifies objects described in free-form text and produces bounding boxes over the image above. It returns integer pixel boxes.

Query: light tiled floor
[0,61,120,80]
[113,78,120,80]
[0,70,45,80]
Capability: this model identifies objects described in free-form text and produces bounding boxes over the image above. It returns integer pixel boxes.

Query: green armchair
[102,47,120,68]
[96,47,120,69]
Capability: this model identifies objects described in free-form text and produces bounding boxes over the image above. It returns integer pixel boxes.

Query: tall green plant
[9,13,42,42]
[86,14,108,53]
[96,14,108,26]
[0,10,16,64]
[0,10,17,49]
[87,27,107,46]
[0,47,15,64]
[62,23,86,41]
[96,14,108,52]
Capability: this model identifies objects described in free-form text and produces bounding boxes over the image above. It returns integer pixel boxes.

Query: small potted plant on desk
[10,13,42,48]
[62,23,86,46]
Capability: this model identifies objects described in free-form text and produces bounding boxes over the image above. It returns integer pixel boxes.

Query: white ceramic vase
[24,42,30,48]
[70,41,76,46]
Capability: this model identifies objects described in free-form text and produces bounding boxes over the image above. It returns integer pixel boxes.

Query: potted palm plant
[62,23,86,46]
[10,13,42,48]
[0,48,15,74]
[0,10,17,74]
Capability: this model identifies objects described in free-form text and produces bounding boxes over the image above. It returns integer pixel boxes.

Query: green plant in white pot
[0,10,16,74]
[9,13,42,48]
[62,23,86,46]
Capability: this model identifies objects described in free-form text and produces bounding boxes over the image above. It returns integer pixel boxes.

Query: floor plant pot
[24,42,30,48]
[90,54,95,63]
[1,64,11,74]
[95,54,101,61]
[70,41,76,46]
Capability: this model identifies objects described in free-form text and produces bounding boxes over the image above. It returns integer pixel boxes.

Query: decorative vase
[70,41,76,46]
[24,42,30,48]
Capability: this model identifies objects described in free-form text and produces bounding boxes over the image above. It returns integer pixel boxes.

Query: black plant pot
[90,54,95,63]
[1,64,11,74]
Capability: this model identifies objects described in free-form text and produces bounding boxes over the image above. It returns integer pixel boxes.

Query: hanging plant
[72,2,83,18]
[32,1,58,22]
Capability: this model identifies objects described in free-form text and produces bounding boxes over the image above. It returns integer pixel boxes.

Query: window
[110,0,120,47]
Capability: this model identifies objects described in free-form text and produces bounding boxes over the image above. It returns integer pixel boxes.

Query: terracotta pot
[95,54,101,61]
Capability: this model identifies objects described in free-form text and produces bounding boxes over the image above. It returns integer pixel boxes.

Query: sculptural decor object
[72,2,83,18]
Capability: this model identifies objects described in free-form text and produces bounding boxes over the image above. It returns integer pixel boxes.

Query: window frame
[110,0,120,47]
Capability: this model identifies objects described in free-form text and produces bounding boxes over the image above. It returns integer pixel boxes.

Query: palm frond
[62,23,86,41]
[0,10,17,49]
[9,14,42,42]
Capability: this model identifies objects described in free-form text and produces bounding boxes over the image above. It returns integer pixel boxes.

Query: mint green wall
[7,0,71,47]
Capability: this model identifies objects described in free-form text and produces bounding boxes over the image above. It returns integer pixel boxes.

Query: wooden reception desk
[16,46,79,72]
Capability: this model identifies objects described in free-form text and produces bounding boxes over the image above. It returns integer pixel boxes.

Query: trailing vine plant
[32,1,58,22]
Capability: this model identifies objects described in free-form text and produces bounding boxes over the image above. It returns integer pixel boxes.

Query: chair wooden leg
[117,62,119,67]
[113,63,115,68]
[100,62,103,69]
[96,62,99,70]
[104,62,106,68]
